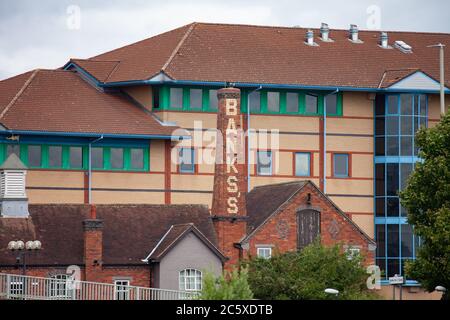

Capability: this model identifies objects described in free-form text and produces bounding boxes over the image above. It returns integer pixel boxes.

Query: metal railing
[0,273,198,300]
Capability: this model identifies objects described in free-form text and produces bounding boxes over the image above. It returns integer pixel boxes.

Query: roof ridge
[191,22,450,35]
[71,58,121,63]
[0,69,39,121]
[161,22,197,75]
[251,180,307,190]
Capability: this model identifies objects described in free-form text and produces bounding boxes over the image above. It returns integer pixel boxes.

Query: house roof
[71,22,450,89]
[0,204,217,266]
[244,181,375,245]
[145,223,227,262]
[0,69,178,136]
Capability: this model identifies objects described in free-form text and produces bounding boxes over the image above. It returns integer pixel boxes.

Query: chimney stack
[320,23,330,41]
[349,24,359,42]
[83,205,103,281]
[211,87,248,270]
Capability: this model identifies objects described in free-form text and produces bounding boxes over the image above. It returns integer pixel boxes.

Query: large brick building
[0,22,448,299]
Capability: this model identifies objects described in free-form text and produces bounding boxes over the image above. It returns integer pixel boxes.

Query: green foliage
[244,241,379,300]
[197,268,254,300]
[399,112,450,300]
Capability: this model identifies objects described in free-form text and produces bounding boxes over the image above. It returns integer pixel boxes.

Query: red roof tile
[72,22,450,88]
[0,69,178,136]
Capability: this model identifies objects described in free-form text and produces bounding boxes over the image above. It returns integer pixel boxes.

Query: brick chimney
[83,205,103,282]
[211,87,247,270]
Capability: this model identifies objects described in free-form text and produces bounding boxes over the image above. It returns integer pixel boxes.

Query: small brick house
[0,88,375,293]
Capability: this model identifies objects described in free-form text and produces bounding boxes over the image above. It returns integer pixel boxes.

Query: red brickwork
[245,183,375,265]
[211,87,248,271]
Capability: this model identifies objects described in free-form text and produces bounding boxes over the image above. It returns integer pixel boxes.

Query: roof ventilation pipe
[305,30,317,46]
[380,32,389,48]
[349,24,359,42]
[320,23,331,42]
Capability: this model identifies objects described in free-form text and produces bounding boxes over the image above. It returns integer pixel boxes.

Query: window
[189,89,203,110]
[69,147,83,168]
[170,88,183,109]
[6,145,20,158]
[257,151,272,176]
[305,94,318,114]
[130,148,144,170]
[179,148,195,173]
[9,281,23,300]
[325,94,337,114]
[153,87,160,109]
[267,92,280,112]
[295,152,310,177]
[257,247,272,259]
[91,147,103,168]
[49,146,62,167]
[286,92,299,113]
[114,280,130,300]
[111,148,124,169]
[49,274,72,299]
[249,91,260,112]
[333,154,348,177]
[179,269,202,291]
[28,145,41,167]
[209,90,218,111]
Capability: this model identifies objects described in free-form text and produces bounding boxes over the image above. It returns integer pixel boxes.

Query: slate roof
[0,69,178,136]
[72,22,450,88]
[0,204,217,266]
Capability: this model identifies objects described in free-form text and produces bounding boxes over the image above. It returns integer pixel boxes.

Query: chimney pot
[306,30,315,46]
[380,32,389,48]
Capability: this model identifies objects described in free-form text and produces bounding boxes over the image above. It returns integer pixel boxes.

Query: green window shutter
[260,91,268,113]
[19,144,28,166]
[337,92,343,116]
[104,147,111,170]
[299,93,306,114]
[62,146,70,169]
[279,92,287,114]
[0,144,5,164]
[144,147,150,171]
[202,88,209,111]
[318,95,325,116]
[241,90,248,113]
[42,145,49,168]
[160,86,170,110]
[123,148,131,170]
[182,87,190,111]
[82,146,89,170]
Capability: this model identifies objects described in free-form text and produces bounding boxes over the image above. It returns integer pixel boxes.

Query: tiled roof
[146,223,226,262]
[73,22,450,88]
[246,181,307,233]
[0,204,217,266]
[0,69,178,136]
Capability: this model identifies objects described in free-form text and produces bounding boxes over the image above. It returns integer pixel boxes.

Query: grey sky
[1,0,449,80]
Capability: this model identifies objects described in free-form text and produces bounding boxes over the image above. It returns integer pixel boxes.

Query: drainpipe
[323,89,339,195]
[246,86,263,192]
[88,135,104,204]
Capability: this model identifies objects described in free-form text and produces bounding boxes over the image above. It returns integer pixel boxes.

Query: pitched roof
[0,204,217,266]
[71,22,450,88]
[145,223,226,262]
[244,181,375,244]
[0,69,178,136]
[0,153,27,170]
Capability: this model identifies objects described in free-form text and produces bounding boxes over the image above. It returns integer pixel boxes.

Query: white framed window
[179,148,195,173]
[179,269,202,291]
[9,281,24,300]
[49,274,72,299]
[345,247,361,260]
[257,151,272,176]
[114,279,131,300]
[257,247,272,259]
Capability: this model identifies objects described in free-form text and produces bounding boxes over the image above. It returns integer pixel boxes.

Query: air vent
[379,32,391,49]
[348,24,363,43]
[305,30,318,46]
[394,40,412,53]
[320,23,333,42]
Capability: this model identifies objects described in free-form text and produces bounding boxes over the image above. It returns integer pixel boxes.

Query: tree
[197,268,254,300]
[244,241,379,300]
[399,112,450,300]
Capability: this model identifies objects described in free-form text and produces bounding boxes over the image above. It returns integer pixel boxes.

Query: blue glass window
[295,153,310,177]
[179,148,195,173]
[333,154,348,177]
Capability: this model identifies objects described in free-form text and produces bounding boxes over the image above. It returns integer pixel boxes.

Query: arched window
[179,269,202,291]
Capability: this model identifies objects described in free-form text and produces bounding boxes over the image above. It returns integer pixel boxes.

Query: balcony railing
[0,273,198,300]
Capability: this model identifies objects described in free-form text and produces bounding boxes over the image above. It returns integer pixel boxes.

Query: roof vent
[0,154,29,218]
[379,32,391,49]
[320,23,332,42]
[394,40,412,53]
[305,30,318,46]
[349,24,363,43]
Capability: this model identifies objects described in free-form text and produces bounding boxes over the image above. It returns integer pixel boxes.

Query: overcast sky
[1,0,449,80]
